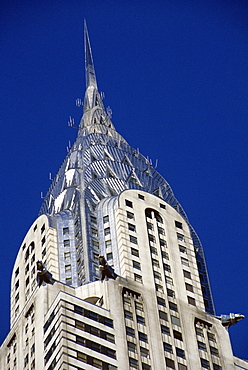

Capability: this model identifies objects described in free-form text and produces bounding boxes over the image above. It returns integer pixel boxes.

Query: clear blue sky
[1,0,248,359]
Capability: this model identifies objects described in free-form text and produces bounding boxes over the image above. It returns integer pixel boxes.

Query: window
[162,251,169,260]
[200,358,210,369]
[93,358,103,369]
[147,222,153,230]
[123,296,131,305]
[125,199,133,208]
[15,280,19,290]
[159,239,166,247]
[155,284,164,293]
[129,357,138,369]
[183,270,191,279]
[104,227,110,236]
[210,346,219,356]
[163,342,172,353]
[127,211,135,219]
[128,223,136,232]
[127,341,136,353]
[173,330,182,341]
[138,194,145,200]
[165,357,175,369]
[26,277,30,286]
[25,248,30,261]
[63,227,69,235]
[133,261,141,270]
[178,364,187,370]
[126,326,135,337]
[135,301,143,311]
[134,274,143,283]
[154,271,161,280]
[207,332,216,342]
[64,239,70,247]
[65,265,71,273]
[91,228,98,237]
[213,365,222,370]
[185,283,193,292]
[150,246,158,255]
[198,341,207,351]
[196,327,204,337]
[157,297,166,306]
[188,296,196,306]
[130,235,138,244]
[103,215,109,223]
[177,233,184,241]
[106,252,113,261]
[90,215,97,224]
[181,257,189,266]
[138,332,148,342]
[124,310,133,320]
[176,348,185,358]
[175,221,183,229]
[179,245,186,253]
[163,263,171,272]
[148,234,156,243]
[105,240,112,248]
[142,363,151,370]
[169,302,178,312]
[165,276,173,285]
[131,248,139,257]
[158,226,165,235]
[152,258,159,267]
[140,347,149,358]
[167,288,175,298]
[159,311,168,321]
[161,325,170,335]
[41,224,45,233]
[160,203,166,209]
[64,252,70,261]
[15,267,19,277]
[171,316,181,326]
[137,315,145,325]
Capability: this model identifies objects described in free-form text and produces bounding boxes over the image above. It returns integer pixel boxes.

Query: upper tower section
[37,24,215,314]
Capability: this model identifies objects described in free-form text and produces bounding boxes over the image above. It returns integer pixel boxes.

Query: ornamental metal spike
[84,20,97,89]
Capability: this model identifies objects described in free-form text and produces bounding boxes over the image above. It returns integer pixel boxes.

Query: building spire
[84,20,97,89]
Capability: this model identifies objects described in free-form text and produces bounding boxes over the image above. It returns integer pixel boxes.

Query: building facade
[1,23,247,370]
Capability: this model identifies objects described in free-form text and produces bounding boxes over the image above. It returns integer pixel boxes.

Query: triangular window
[91,153,98,162]
[107,186,117,197]
[153,187,162,198]
[91,170,99,180]
[143,167,152,177]
[127,171,142,186]
[122,155,132,167]
[106,166,116,178]
[104,150,114,161]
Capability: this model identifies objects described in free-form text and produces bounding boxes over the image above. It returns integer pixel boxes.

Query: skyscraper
[1,22,247,370]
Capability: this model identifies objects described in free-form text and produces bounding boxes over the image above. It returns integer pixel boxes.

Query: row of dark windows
[76,335,116,359]
[77,351,117,369]
[75,320,115,343]
[74,305,113,328]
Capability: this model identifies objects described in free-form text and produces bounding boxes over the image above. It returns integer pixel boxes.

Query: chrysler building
[0,23,247,370]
